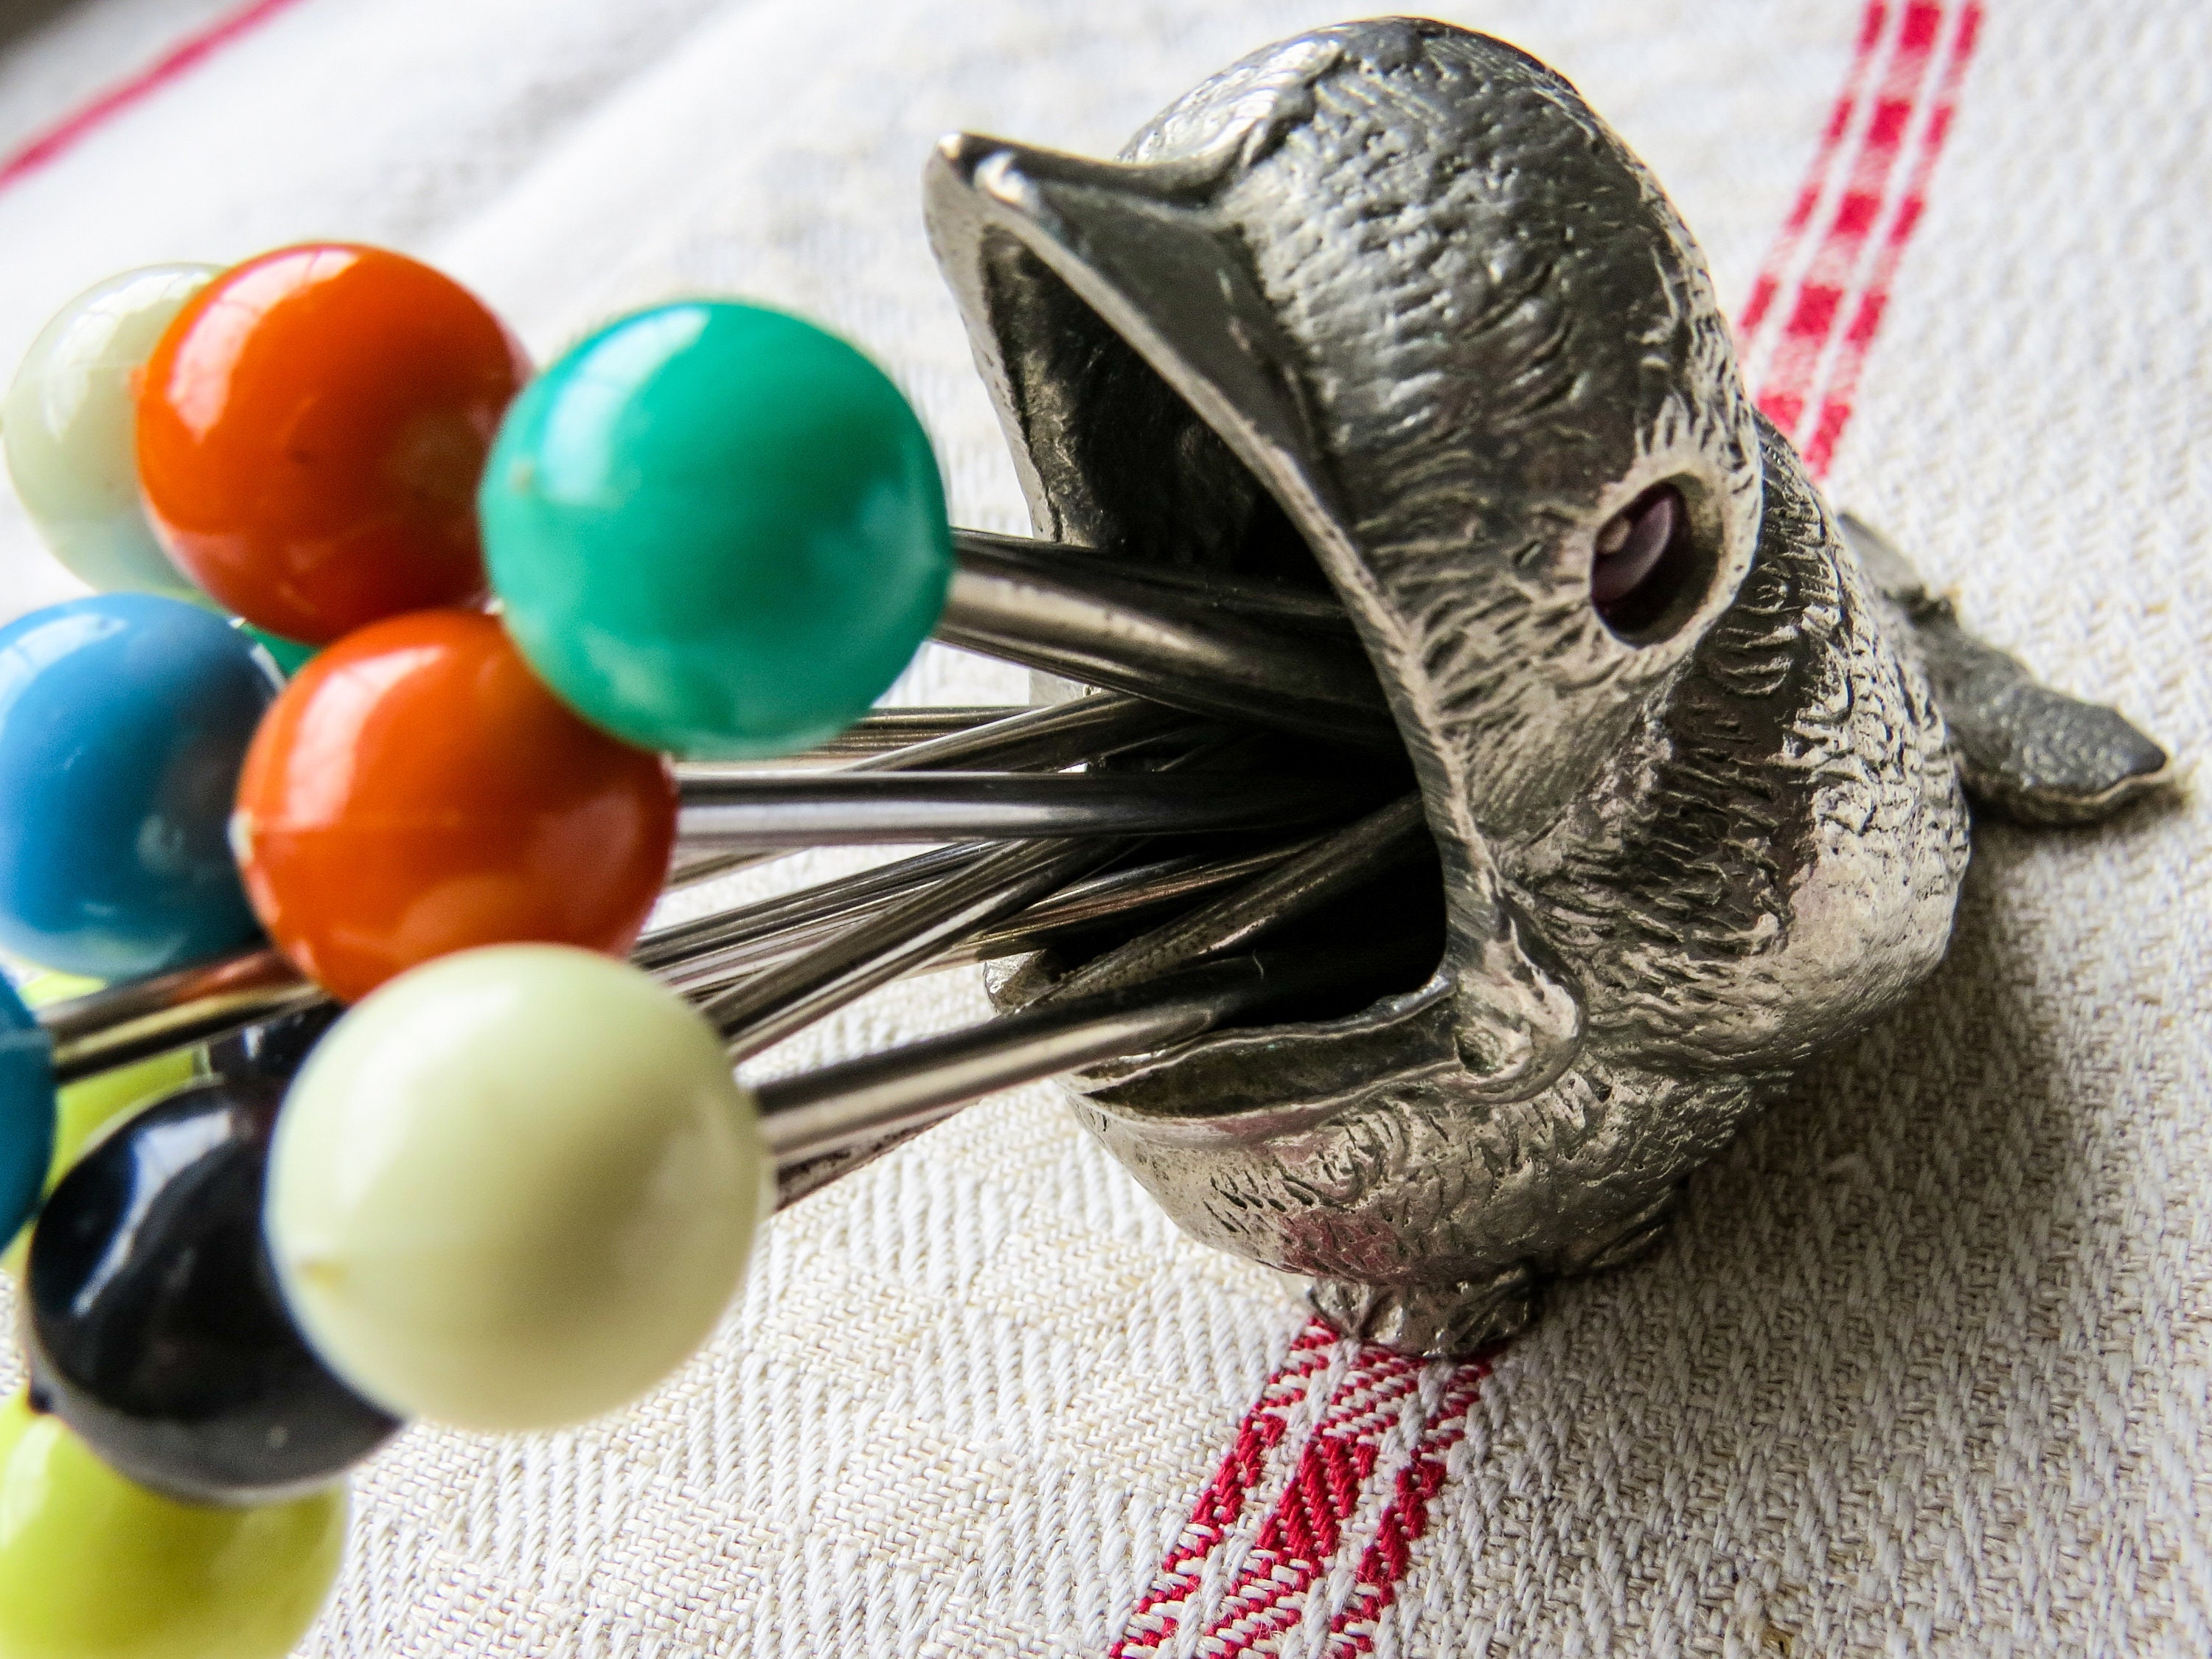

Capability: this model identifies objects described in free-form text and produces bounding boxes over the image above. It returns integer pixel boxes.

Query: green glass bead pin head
[481,301,954,759]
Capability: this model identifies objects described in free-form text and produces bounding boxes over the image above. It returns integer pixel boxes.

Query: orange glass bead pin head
[232,608,676,1003]
[137,244,530,644]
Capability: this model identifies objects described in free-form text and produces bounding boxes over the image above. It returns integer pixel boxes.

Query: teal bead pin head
[481,301,954,759]
[0,978,56,1248]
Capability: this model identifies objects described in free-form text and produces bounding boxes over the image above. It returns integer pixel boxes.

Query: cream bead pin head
[928,17,2171,1354]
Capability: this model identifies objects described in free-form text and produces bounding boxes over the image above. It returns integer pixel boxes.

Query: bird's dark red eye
[1592,482,1694,636]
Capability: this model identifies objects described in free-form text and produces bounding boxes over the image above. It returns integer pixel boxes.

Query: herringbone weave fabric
[0,1,2203,1653]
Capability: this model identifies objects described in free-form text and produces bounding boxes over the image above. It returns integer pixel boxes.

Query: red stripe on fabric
[1735,1,1890,335]
[1752,1,1947,443]
[1106,1321,1338,1659]
[0,0,315,191]
[1739,0,1983,476]
[1116,13,1982,1646]
[1798,3,1981,474]
[1784,282,1846,342]
[1323,1362,1492,1657]
[1189,1346,1425,1654]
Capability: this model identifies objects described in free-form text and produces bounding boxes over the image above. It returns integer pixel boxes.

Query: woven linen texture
[0,1,2205,1653]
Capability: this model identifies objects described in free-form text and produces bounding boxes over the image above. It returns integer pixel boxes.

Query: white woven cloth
[0,1,2206,1653]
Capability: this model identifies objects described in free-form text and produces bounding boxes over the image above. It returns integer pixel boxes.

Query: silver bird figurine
[922,17,2174,1354]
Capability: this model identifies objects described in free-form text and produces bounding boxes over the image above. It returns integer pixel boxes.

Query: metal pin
[637,841,994,975]
[935,837,1315,967]
[939,535,1396,750]
[31,835,1057,1082]
[768,705,1021,762]
[1029,793,1429,1006]
[832,688,1190,774]
[43,950,326,1085]
[677,689,1187,783]
[664,690,1189,888]
[709,836,1119,1062]
[29,722,1241,1078]
[756,934,1431,1189]
[952,529,1359,639]
[672,770,1350,851]
[31,524,1399,1080]
[656,835,1321,999]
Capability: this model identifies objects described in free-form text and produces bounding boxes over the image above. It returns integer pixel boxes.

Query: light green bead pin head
[265,945,767,1433]
[3,265,219,597]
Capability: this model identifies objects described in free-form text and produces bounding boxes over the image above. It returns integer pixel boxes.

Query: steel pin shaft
[1031,793,1428,1006]
[709,837,1119,1062]
[664,689,1187,888]
[756,937,1426,1174]
[672,770,1347,850]
[938,535,1394,751]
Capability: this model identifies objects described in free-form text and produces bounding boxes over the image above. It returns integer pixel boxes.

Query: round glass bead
[136,244,529,644]
[232,608,677,1004]
[27,1070,400,1506]
[1,969,196,1271]
[0,1390,346,1659]
[1,264,217,597]
[0,594,276,979]
[481,301,953,758]
[266,945,765,1433]
[0,978,55,1252]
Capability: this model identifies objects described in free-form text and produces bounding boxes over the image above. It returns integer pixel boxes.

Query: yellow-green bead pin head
[265,945,766,1433]
[1,265,219,597]
[0,1390,347,1659]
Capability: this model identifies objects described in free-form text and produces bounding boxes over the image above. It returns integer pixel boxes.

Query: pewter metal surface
[1840,513,2174,825]
[925,18,2174,1354]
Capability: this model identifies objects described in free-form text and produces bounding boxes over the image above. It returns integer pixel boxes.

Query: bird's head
[928,21,1777,1342]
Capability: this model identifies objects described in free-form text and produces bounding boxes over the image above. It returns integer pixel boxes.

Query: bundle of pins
[13,15,2176,1643]
[45,520,1439,1209]
[0,237,1489,1653]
